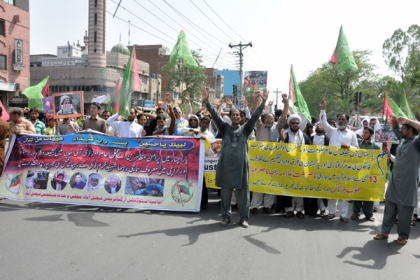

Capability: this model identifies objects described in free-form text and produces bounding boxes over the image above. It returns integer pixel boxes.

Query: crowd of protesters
[1,88,420,245]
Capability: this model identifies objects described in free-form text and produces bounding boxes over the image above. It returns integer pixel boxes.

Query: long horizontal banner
[0,134,204,212]
[205,140,388,201]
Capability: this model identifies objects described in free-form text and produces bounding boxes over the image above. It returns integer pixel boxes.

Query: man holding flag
[374,115,420,245]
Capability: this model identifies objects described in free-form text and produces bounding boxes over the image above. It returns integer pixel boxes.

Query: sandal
[396,237,407,245]
[367,216,375,222]
[319,210,326,217]
[324,214,336,220]
[340,217,349,223]
[351,214,359,220]
[373,233,389,240]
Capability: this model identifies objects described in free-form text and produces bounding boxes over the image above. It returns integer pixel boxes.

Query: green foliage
[299,50,377,117]
[382,24,420,82]
[162,49,207,104]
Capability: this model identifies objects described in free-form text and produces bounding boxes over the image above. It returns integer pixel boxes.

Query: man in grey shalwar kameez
[374,115,420,245]
[201,86,268,228]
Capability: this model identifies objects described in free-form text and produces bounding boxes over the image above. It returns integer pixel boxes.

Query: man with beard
[83,102,107,134]
[201,86,268,228]
[106,107,143,138]
[280,113,312,219]
[319,98,358,223]
[250,93,288,214]
[374,115,420,245]
[29,108,46,135]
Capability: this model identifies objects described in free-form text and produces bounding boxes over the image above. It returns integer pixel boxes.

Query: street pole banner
[205,140,388,201]
[0,134,204,212]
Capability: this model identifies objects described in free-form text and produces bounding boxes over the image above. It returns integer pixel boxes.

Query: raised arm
[276,93,289,134]
[244,88,268,135]
[167,107,176,135]
[319,98,334,136]
[201,86,226,133]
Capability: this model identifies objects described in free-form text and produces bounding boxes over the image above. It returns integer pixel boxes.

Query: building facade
[29,0,161,114]
[0,0,30,107]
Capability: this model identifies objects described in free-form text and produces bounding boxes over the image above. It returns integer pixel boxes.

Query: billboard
[244,71,268,89]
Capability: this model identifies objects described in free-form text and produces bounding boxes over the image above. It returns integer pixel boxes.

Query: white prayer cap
[287,114,302,125]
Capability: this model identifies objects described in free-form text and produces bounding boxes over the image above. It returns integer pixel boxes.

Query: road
[0,192,419,280]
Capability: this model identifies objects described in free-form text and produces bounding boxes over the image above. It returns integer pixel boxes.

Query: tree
[382,24,420,82]
[162,49,207,104]
[299,50,377,117]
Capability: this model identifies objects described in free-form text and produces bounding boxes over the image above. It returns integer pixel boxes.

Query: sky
[30,0,420,99]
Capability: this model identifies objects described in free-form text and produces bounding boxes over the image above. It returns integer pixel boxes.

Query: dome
[110,43,130,55]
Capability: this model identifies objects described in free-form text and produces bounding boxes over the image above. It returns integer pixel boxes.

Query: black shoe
[250,208,258,214]
[284,211,294,218]
[231,204,238,210]
[263,207,271,214]
[296,211,304,219]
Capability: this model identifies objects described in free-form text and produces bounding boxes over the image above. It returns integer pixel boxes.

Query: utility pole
[229,42,252,99]
[273,88,282,111]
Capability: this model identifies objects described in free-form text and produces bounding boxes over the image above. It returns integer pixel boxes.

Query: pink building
[0,0,30,107]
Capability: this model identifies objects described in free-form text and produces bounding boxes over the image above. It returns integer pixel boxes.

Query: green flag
[118,47,141,117]
[289,65,311,121]
[22,76,49,110]
[330,26,358,73]
[400,89,416,120]
[169,31,200,69]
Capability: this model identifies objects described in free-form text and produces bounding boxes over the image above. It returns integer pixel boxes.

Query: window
[94,31,97,43]
[0,19,5,36]
[3,0,14,6]
[94,14,97,25]
[0,55,6,70]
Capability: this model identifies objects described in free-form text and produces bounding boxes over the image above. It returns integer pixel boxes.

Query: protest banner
[0,134,204,212]
[205,140,388,201]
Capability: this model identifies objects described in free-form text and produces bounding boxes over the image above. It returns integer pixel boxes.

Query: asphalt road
[1,192,419,280]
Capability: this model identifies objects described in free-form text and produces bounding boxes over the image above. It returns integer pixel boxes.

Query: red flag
[41,77,50,97]
[383,91,407,124]
[0,101,9,121]
[113,78,121,113]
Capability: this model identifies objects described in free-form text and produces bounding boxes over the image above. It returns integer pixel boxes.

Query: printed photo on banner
[205,139,222,157]
[26,170,49,190]
[125,177,165,197]
[52,91,84,119]
[374,124,399,143]
[104,175,122,194]
[70,172,87,190]
[51,170,69,191]
[87,173,102,192]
